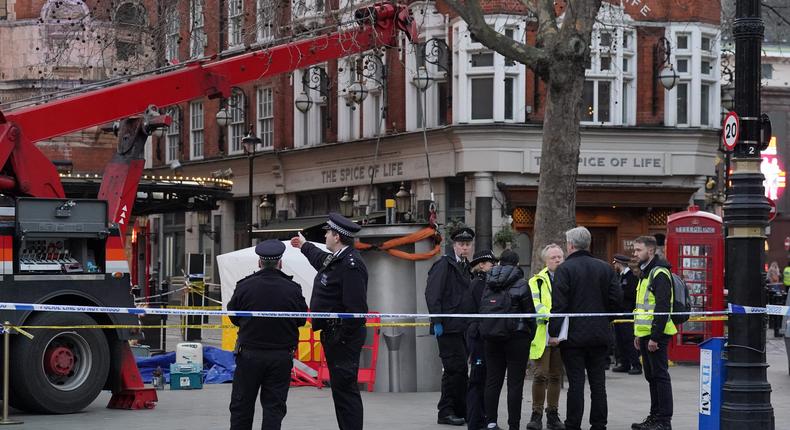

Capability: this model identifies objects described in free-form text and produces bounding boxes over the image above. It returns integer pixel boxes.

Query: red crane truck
[0,4,417,413]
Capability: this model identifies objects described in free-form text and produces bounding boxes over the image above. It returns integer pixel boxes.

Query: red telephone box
[665,206,725,363]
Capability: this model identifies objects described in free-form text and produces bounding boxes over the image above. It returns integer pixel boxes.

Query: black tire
[9,312,110,414]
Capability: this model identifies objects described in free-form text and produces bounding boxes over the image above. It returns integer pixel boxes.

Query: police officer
[291,213,368,430]
[611,253,642,375]
[227,239,308,430]
[426,227,475,426]
[463,249,496,430]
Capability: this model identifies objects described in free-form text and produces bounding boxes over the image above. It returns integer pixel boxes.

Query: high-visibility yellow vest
[634,266,677,338]
[784,266,790,287]
[529,268,552,360]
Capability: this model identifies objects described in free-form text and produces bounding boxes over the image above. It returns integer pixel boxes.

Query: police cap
[255,239,286,261]
[613,254,631,265]
[322,212,361,238]
[470,249,496,267]
[450,227,475,242]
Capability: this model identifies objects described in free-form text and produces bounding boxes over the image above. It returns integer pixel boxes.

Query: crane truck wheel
[9,312,110,414]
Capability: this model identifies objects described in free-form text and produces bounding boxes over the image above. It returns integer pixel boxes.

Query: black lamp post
[242,128,261,247]
[259,195,274,226]
[721,1,774,428]
[395,182,411,222]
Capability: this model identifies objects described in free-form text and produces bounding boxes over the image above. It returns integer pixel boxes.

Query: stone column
[474,172,494,251]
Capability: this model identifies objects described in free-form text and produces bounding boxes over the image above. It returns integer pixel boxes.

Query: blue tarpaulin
[136,346,236,384]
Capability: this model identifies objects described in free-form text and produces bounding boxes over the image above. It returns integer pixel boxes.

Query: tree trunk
[529,59,585,273]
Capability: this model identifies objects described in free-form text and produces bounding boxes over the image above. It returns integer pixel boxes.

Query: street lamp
[339,188,354,217]
[259,195,274,225]
[242,129,261,246]
[215,107,230,126]
[657,65,679,91]
[395,182,411,213]
[413,66,433,91]
[294,91,313,113]
[347,81,369,105]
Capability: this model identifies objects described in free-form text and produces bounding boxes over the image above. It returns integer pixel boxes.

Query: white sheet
[216,241,327,309]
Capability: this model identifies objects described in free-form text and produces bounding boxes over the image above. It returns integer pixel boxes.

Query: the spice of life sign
[529,151,668,175]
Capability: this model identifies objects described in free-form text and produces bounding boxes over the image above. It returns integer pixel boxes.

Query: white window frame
[190,101,204,160]
[293,67,325,147]
[166,108,180,163]
[257,87,274,149]
[189,0,205,58]
[665,25,721,128]
[580,13,636,126]
[228,91,246,154]
[257,0,275,43]
[165,8,179,63]
[228,0,243,48]
[449,15,527,126]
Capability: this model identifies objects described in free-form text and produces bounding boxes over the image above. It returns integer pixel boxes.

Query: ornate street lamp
[339,188,354,217]
[294,91,313,113]
[259,195,274,225]
[658,65,679,90]
[242,129,262,246]
[413,66,432,91]
[395,182,411,214]
[347,81,369,105]
[215,107,231,127]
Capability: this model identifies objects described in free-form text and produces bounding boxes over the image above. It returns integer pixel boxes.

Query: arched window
[114,2,147,61]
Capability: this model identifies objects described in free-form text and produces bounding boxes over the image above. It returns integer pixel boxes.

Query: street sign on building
[722,111,740,151]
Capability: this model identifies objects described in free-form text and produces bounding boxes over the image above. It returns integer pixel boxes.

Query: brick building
[1,0,723,282]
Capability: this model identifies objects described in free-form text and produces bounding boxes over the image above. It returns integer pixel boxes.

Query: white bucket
[176,342,203,367]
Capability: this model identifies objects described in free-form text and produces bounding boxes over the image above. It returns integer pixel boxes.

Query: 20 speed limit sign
[722,111,740,151]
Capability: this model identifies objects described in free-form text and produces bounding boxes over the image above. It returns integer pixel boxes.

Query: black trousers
[322,325,366,430]
[229,347,293,430]
[484,334,530,430]
[560,345,608,430]
[639,336,673,423]
[466,334,486,430]
[614,322,641,370]
[437,332,468,419]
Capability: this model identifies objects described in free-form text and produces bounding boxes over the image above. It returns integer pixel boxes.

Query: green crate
[169,363,203,390]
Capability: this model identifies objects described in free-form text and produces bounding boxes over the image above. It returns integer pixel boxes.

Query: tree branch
[763,2,790,28]
[442,0,550,75]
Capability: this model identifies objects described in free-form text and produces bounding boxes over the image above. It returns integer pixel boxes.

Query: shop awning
[498,183,698,208]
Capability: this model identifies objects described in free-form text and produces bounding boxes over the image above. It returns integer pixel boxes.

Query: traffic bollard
[0,322,22,425]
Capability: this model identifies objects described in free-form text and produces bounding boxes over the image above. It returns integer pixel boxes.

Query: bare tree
[442,0,602,271]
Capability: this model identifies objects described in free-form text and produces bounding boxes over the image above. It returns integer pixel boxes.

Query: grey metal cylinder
[356,224,441,392]
[383,331,404,392]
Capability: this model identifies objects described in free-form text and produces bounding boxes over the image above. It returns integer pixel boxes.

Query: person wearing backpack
[464,250,497,430]
[527,243,566,430]
[479,250,536,430]
[631,235,676,430]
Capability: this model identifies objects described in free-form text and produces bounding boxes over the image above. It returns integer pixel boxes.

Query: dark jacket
[549,250,622,348]
[619,268,639,313]
[480,265,537,338]
[425,254,472,334]
[227,268,308,350]
[301,242,368,331]
[463,271,488,340]
[640,257,673,342]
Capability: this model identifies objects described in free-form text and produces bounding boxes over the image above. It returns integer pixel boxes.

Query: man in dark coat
[425,227,475,426]
[228,240,308,430]
[291,213,368,430]
[549,227,622,430]
[611,253,642,375]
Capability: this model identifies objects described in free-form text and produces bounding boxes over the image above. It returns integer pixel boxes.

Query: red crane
[0,4,416,414]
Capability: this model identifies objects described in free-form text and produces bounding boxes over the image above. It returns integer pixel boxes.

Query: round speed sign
[722,111,740,151]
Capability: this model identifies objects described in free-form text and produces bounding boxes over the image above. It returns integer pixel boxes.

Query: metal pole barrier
[0,322,22,425]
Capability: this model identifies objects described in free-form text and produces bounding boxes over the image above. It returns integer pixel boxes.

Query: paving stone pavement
[9,336,790,430]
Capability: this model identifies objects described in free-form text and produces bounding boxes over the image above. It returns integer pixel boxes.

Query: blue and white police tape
[1,301,788,319]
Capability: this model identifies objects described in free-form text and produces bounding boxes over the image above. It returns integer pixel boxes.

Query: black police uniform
[227,240,308,430]
[463,249,496,430]
[300,213,368,430]
[425,227,475,425]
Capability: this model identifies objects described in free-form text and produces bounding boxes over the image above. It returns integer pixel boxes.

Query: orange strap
[355,227,442,261]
